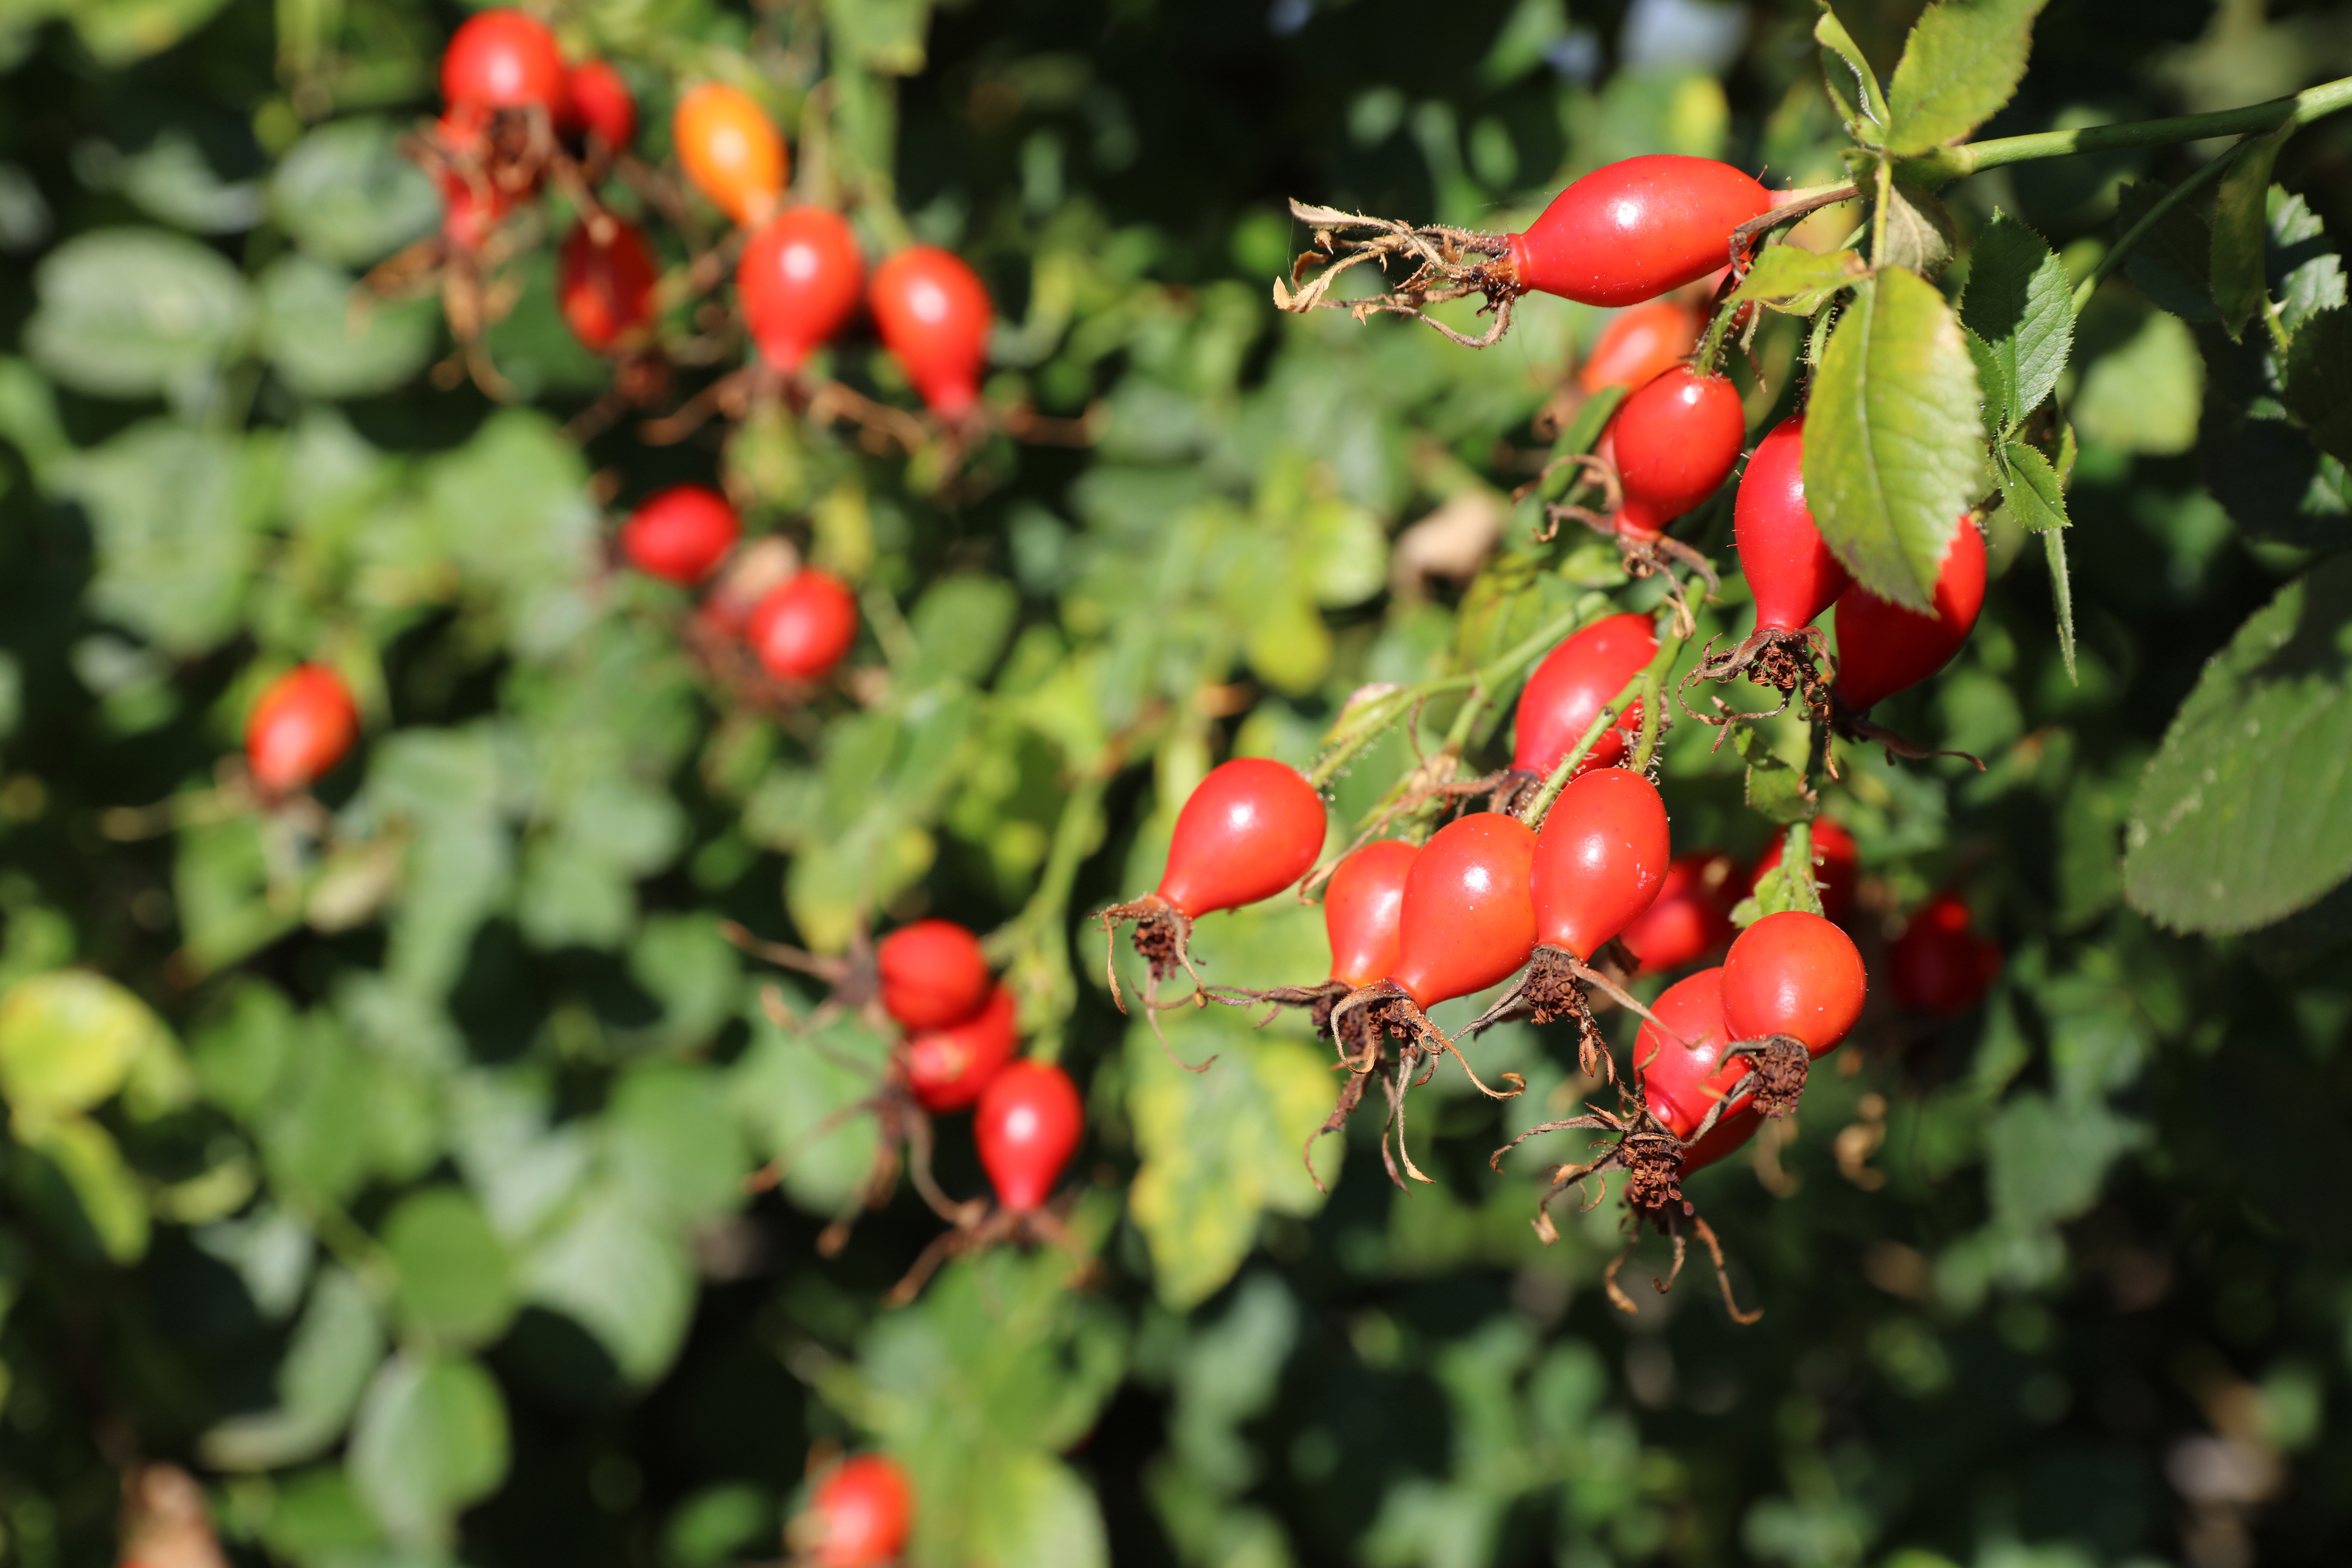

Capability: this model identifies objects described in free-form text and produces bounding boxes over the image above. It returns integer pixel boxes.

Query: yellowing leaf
[0,970,174,1121]
[1127,1010,1342,1310]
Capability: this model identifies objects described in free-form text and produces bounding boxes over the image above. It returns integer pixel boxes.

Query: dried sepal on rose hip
[1320,812,1538,1188]
[1496,965,1762,1323]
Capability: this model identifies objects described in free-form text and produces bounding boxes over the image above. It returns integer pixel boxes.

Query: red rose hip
[1158,759,1326,919]
[1619,850,1740,974]
[806,1454,913,1567]
[877,918,992,1032]
[902,984,1017,1113]
[1721,911,1865,1057]
[741,207,865,375]
[1531,766,1670,963]
[1832,519,1987,712]
[975,1059,1082,1212]
[246,664,362,795]
[441,9,564,113]
[1511,613,1657,778]
[1890,892,2001,1017]
[1391,813,1539,1009]
[620,485,739,584]
[869,247,992,416]
[558,60,635,152]
[1610,366,1746,541]
[1734,415,1850,631]
[558,217,657,352]
[1508,156,1773,307]
[747,570,859,681]
[1324,839,1418,989]
[1577,298,1701,393]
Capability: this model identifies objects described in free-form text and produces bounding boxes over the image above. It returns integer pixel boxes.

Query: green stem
[1868,157,1893,264]
[2070,136,2248,311]
[1521,616,1687,825]
[1899,73,2352,187]
[1306,595,1605,790]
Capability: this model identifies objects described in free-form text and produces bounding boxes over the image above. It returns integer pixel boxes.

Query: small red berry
[877,919,992,1032]
[1392,813,1538,1009]
[246,664,361,796]
[903,984,1017,1113]
[1508,156,1773,307]
[1610,366,1746,541]
[1511,613,1657,778]
[440,9,564,113]
[869,247,992,416]
[1832,519,1988,712]
[1324,839,1418,989]
[1620,850,1740,974]
[1890,892,2001,1017]
[1577,298,1701,393]
[558,60,635,152]
[807,1454,913,1568]
[747,570,859,681]
[1734,415,1850,632]
[1633,966,1745,1141]
[1751,819,1860,923]
[975,1059,1082,1212]
[740,207,865,375]
[1721,911,1866,1057]
[557,217,657,352]
[1531,766,1670,962]
[620,485,740,584]
[1158,759,1326,919]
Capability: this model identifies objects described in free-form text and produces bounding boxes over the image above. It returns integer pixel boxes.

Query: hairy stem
[1900,73,2352,186]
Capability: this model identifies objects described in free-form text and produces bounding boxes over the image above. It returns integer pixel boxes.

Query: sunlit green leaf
[1803,268,1985,610]
[24,226,251,401]
[1731,245,1868,315]
[1959,211,2073,431]
[1883,0,2048,158]
[0,969,173,1120]
[348,1352,510,1545]
[2125,553,2352,933]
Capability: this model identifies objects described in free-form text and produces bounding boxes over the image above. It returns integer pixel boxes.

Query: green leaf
[822,0,934,73]
[2212,126,2292,341]
[2115,180,2216,323]
[0,969,173,1119]
[1735,819,1827,923]
[1731,245,1869,315]
[1732,724,1818,828]
[967,1451,1111,1568]
[175,815,301,974]
[2284,308,2352,465]
[520,1185,696,1383]
[1802,268,1986,611]
[260,255,436,401]
[603,1064,747,1222]
[1958,211,2073,432]
[2267,187,2346,338]
[16,1115,150,1262]
[2074,309,2203,456]
[272,119,441,268]
[908,575,1019,690]
[1999,441,2069,534]
[203,1267,387,1470]
[2124,553,2352,933]
[61,421,278,654]
[347,1352,510,1545]
[60,0,235,65]
[1883,0,2048,158]
[383,1187,517,1349]
[730,1000,887,1219]
[24,227,251,402]
[1815,5,1889,145]
[1125,1010,1340,1311]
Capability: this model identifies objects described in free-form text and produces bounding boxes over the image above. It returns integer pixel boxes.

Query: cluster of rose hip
[430,10,992,410]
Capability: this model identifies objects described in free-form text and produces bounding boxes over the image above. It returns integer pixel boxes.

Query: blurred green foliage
[1,0,2350,1566]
